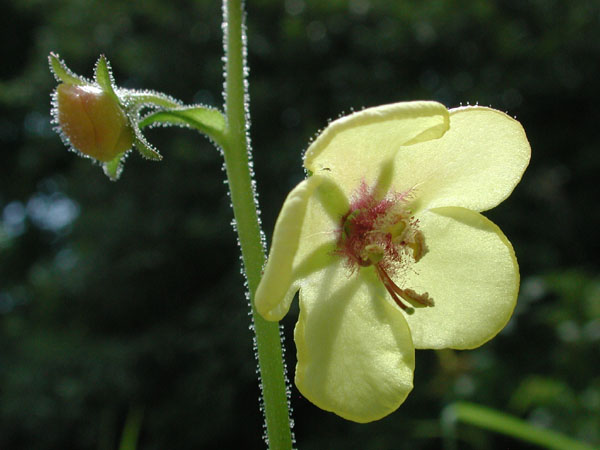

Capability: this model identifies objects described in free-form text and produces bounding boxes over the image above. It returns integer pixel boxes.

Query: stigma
[336,182,434,313]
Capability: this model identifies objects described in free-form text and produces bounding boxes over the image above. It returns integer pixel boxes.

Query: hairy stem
[221,1,293,448]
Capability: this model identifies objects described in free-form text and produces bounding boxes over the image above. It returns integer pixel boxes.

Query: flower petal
[255,175,345,321]
[392,106,530,213]
[295,260,415,423]
[304,101,449,196]
[401,207,519,349]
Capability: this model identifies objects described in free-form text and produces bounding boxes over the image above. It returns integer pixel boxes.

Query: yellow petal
[391,106,530,213]
[401,207,519,349]
[255,175,344,321]
[304,101,449,196]
[295,260,415,422]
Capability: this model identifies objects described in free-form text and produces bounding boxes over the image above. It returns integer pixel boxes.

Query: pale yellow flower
[255,101,530,422]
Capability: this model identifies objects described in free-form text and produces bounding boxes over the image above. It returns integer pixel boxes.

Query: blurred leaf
[442,402,593,450]
[510,376,575,412]
[118,406,144,450]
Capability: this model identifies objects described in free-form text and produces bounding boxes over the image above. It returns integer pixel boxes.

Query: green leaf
[48,52,87,86]
[139,106,227,147]
[441,402,594,450]
[118,406,144,450]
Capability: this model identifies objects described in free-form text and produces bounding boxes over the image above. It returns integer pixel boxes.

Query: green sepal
[94,55,120,104]
[133,131,162,161]
[119,90,182,111]
[103,153,125,181]
[48,52,88,86]
[139,106,227,147]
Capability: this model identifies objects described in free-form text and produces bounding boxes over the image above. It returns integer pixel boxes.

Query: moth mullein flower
[255,101,530,422]
[49,52,179,180]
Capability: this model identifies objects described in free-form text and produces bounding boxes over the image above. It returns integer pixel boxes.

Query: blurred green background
[1,0,599,448]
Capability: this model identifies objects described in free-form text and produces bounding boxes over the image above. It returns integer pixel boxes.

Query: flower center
[336,182,434,314]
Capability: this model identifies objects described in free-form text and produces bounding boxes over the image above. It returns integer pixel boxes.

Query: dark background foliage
[1,0,598,448]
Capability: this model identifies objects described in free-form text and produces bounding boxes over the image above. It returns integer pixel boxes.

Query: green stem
[221,1,293,449]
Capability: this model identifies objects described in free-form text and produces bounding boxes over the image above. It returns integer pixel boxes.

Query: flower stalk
[221,0,293,448]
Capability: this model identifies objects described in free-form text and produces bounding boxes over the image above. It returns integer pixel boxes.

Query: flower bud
[55,83,134,162]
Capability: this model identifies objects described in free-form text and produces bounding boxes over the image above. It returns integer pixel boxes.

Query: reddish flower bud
[55,83,134,162]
